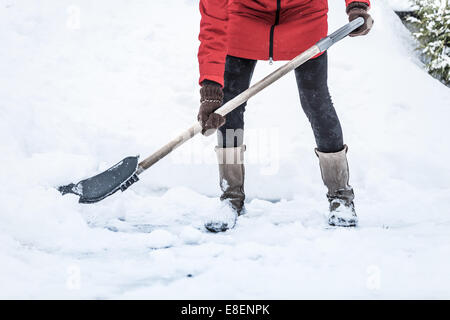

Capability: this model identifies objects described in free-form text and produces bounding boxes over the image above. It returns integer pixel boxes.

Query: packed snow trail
[0,0,449,298]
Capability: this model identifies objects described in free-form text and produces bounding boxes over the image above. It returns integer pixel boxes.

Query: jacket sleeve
[345,0,371,8]
[198,0,228,87]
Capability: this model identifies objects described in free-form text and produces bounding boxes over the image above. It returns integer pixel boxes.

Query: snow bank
[386,0,414,11]
[0,0,449,299]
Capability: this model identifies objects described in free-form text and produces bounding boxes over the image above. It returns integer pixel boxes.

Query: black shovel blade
[58,156,140,204]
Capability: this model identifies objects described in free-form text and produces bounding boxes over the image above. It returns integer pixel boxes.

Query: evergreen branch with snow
[407,0,450,85]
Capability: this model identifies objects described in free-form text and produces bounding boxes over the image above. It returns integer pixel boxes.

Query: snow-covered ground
[1,0,449,299]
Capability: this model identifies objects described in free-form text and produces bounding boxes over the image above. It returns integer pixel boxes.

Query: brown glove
[198,80,226,136]
[347,2,374,37]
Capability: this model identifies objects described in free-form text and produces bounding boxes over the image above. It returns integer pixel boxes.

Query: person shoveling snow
[197,0,373,231]
[58,0,373,232]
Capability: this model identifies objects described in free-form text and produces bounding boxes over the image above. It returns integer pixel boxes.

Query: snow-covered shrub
[407,0,450,85]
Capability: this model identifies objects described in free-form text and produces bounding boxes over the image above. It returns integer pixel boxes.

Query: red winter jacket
[198,0,370,86]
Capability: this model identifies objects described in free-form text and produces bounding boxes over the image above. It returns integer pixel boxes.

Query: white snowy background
[1,0,449,299]
[388,0,414,11]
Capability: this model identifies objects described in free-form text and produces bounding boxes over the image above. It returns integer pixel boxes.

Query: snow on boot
[204,146,245,232]
[204,200,238,233]
[315,145,358,227]
[328,190,357,227]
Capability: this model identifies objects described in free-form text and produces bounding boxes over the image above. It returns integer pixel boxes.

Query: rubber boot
[315,145,358,227]
[204,145,246,232]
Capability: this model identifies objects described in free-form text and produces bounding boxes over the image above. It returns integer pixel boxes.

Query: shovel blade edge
[58,156,140,204]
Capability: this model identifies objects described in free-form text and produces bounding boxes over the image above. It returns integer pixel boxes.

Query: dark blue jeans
[217,52,344,153]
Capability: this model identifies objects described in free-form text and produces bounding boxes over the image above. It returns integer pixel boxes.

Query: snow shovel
[58,17,364,204]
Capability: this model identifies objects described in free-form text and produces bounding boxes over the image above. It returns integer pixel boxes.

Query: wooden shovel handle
[137,46,320,173]
[137,19,364,173]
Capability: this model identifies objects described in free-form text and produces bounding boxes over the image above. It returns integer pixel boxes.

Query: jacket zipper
[269,0,281,64]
